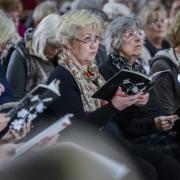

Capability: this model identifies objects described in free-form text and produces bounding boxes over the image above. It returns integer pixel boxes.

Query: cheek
[122,44,134,54]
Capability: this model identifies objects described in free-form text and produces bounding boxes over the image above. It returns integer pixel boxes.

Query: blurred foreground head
[0,142,143,180]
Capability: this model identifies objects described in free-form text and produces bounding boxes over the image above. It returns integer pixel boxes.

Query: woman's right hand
[111,86,143,111]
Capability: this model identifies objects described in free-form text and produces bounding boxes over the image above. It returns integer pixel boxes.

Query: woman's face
[119,28,144,61]
[146,11,168,40]
[44,40,61,60]
[69,26,100,66]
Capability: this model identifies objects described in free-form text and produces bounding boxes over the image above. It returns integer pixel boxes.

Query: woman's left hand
[135,92,149,106]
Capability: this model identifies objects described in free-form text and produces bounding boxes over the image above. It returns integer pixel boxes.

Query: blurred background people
[0,0,26,37]
[25,0,58,29]
[139,2,170,58]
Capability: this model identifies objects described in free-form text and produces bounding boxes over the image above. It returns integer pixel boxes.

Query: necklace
[173,48,180,83]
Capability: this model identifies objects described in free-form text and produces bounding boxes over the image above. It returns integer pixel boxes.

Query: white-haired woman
[6,14,61,101]
[47,9,180,180]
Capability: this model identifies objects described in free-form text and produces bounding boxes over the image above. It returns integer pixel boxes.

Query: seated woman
[150,11,180,115]
[6,14,61,101]
[0,10,19,107]
[139,3,170,58]
[100,15,180,161]
[47,9,180,180]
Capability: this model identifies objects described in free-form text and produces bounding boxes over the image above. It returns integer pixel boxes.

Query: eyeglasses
[122,29,145,40]
[73,36,100,45]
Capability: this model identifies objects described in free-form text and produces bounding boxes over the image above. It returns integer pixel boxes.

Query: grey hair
[104,16,142,55]
[71,0,103,10]
[33,1,58,25]
[103,2,131,20]
[31,13,61,60]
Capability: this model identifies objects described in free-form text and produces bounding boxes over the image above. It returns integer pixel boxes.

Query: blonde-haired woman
[7,13,61,100]
[139,2,170,57]
[0,10,19,106]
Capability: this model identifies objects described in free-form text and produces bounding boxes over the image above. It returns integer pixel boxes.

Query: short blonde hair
[0,9,19,44]
[33,1,58,25]
[31,14,61,60]
[169,10,180,48]
[58,9,102,45]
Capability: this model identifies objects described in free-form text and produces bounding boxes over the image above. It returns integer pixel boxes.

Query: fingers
[155,115,179,131]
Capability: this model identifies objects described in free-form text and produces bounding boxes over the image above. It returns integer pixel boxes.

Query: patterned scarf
[110,54,146,74]
[58,48,106,112]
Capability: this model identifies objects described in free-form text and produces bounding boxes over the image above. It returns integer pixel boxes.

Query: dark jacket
[144,38,170,57]
[0,64,13,106]
[150,48,180,115]
[47,65,120,129]
[6,39,57,101]
[99,54,158,140]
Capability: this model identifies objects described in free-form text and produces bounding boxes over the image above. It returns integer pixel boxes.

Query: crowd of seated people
[0,0,180,180]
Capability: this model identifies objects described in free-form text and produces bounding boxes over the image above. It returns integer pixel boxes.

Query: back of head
[33,1,58,27]
[71,0,104,10]
[0,142,143,180]
[103,2,131,21]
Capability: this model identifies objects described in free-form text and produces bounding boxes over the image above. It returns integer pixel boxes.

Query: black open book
[92,69,170,102]
[0,79,61,138]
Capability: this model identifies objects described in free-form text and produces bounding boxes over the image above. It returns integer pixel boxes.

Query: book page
[13,114,72,158]
[150,70,170,81]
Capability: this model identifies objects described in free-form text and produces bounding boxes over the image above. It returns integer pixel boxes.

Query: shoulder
[99,56,117,80]
[150,50,175,70]
[47,65,76,84]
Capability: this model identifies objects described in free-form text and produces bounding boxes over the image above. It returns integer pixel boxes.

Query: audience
[47,9,180,180]
[0,0,180,178]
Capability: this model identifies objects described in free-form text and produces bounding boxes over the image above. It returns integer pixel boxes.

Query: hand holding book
[111,86,144,111]
[92,69,170,102]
